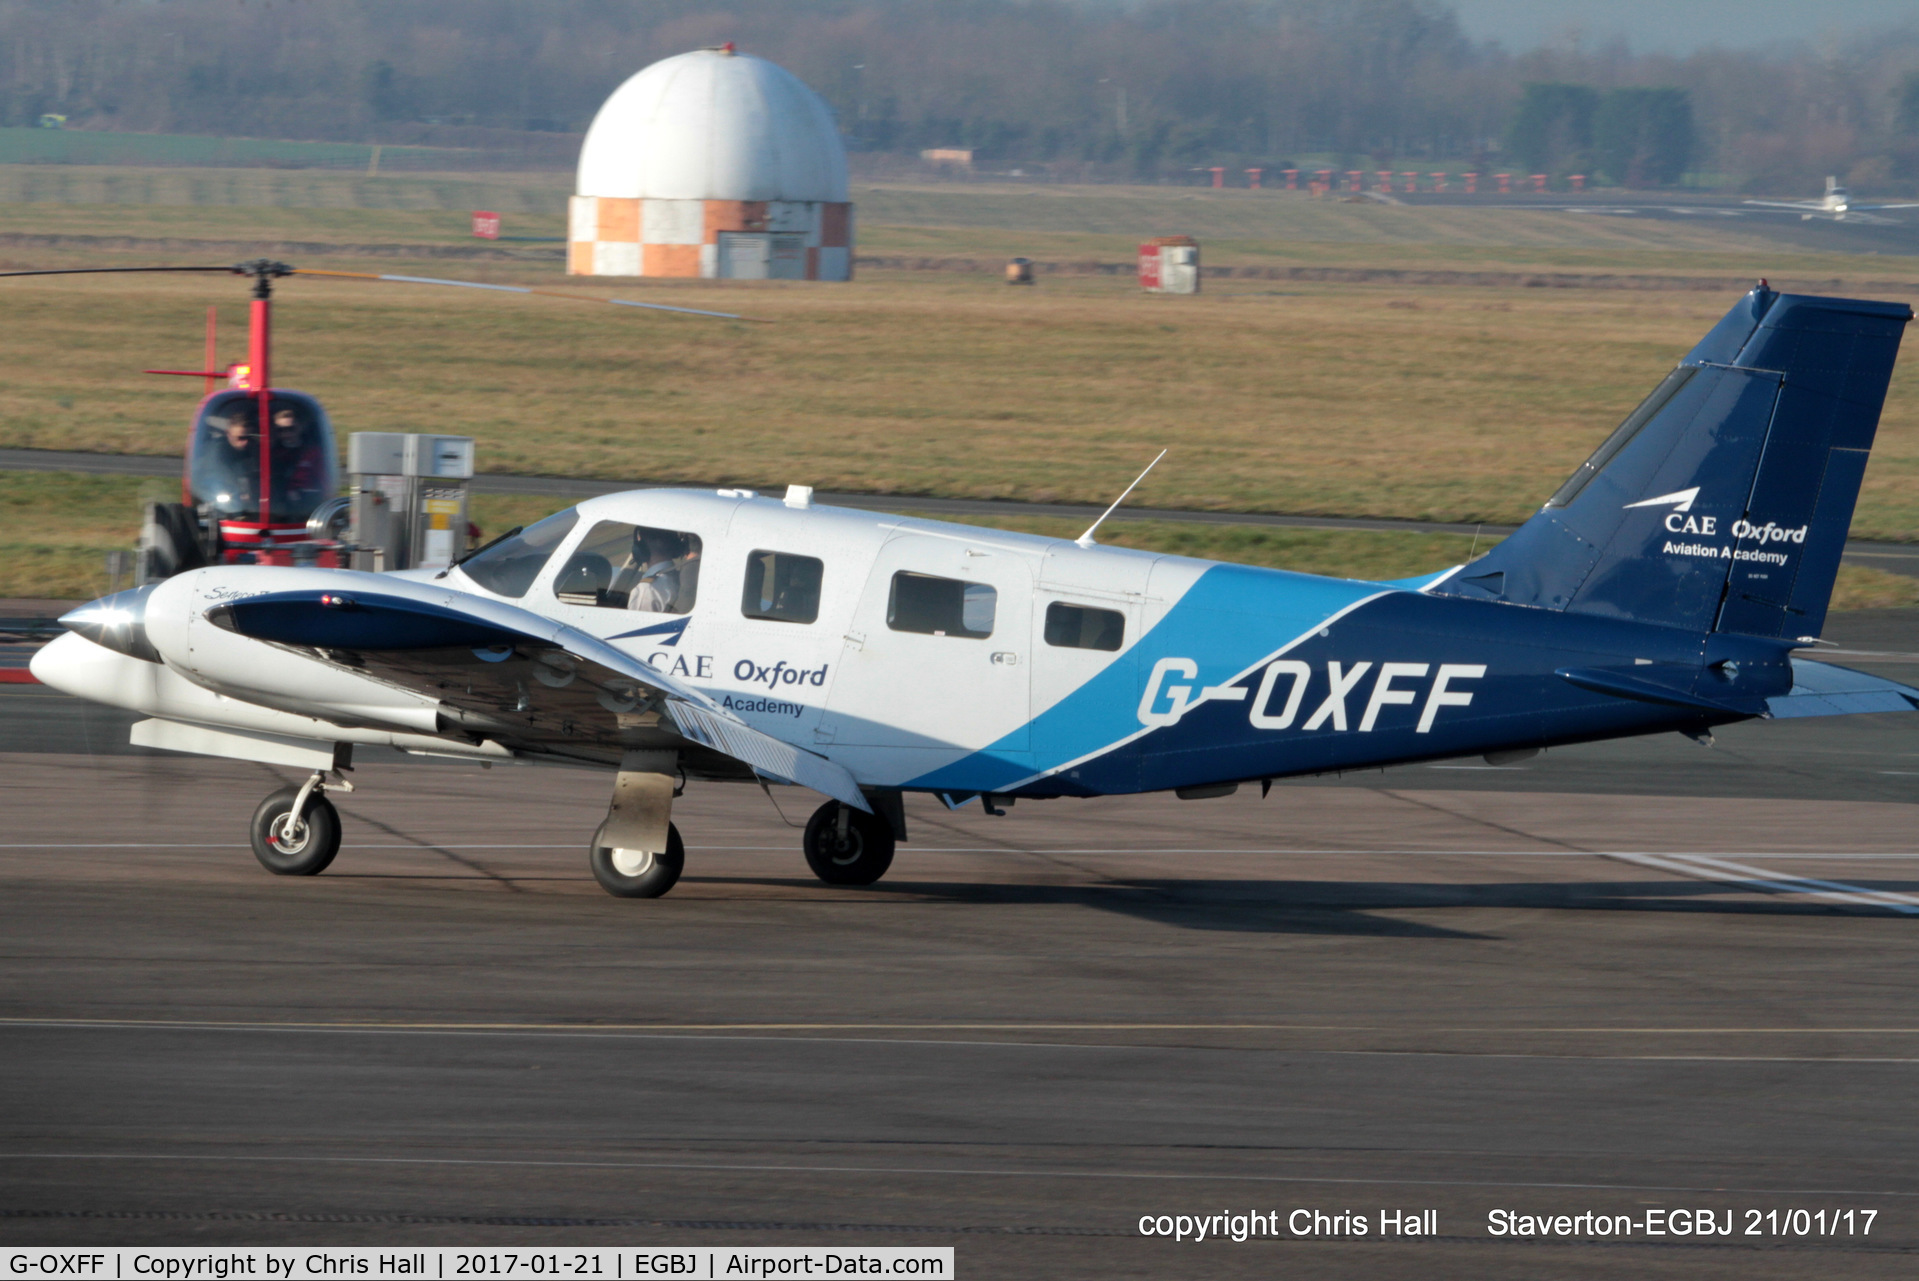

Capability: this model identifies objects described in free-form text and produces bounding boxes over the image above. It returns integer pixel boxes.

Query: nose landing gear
[588,821,685,897]
[249,770,349,875]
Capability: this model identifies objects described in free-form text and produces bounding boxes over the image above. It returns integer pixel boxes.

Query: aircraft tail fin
[1434,285,1911,639]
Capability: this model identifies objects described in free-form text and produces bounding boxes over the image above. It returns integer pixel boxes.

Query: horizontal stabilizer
[1767,658,1919,719]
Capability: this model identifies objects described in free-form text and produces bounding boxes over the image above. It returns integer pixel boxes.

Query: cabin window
[742,550,824,624]
[888,571,996,639]
[1044,601,1125,652]
[456,507,578,598]
[551,521,702,613]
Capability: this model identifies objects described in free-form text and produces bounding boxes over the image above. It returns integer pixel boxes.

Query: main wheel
[803,801,896,886]
[250,786,341,876]
[589,821,684,898]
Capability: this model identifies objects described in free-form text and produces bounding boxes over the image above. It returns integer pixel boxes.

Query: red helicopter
[0,258,763,581]
[141,260,343,577]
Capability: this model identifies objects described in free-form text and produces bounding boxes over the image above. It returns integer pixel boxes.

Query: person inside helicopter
[268,402,328,515]
[197,403,261,516]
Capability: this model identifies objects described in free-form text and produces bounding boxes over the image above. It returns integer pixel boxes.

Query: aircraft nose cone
[59,584,162,663]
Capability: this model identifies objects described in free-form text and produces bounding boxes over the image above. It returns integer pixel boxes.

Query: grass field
[1,168,1909,277]
[0,128,478,172]
[0,177,1915,613]
[2,263,1915,534]
[10,470,1915,610]
[0,166,568,216]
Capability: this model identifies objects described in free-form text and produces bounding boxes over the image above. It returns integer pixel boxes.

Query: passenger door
[822,533,1032,752]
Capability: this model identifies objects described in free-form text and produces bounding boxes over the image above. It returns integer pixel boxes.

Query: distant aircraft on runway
[1744,176,1919,222]
[32,285,1919,898]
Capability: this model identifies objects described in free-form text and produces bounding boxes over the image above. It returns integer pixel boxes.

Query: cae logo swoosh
[1623,486,1700,513]
[609,616,690,647]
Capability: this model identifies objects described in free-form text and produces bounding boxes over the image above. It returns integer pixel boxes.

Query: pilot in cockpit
[215,408,256,454]
[621,529,683,613]
[205,406,260,508]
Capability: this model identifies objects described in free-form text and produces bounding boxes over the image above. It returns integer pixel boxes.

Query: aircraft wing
[1765,658,1919,719]
[1742,199,1819,211]
[1857,203,1919,212]
[205,586,871,810]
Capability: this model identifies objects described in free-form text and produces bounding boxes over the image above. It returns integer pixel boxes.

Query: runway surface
[1402,191,1919,257]
[6,616,1919,1275]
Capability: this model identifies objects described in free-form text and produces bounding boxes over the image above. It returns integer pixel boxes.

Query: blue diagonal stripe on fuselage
[905,563,1385,794]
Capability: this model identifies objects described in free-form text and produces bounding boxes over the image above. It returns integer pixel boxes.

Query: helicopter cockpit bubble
[187,389,338,525]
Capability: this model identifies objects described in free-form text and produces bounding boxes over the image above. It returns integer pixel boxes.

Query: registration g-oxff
[8,1257,108,1276]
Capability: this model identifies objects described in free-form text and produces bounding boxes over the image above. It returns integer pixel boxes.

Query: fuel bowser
[346,432,476,572]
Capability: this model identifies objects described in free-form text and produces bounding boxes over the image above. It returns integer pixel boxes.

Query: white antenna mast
[1076,449,1167,548]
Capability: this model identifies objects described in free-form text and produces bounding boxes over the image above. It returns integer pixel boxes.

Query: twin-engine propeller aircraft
[31,284,1919,898]
[1743,177,1919,223]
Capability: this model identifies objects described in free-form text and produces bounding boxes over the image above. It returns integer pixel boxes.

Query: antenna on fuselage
[1076,448,1167,549]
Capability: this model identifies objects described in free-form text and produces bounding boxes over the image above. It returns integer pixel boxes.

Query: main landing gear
[581,748,905,898]
[579,793,901,897]
[802,800,897,886]
[249,770,349,876]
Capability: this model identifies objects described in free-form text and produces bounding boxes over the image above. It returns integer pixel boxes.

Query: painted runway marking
[1610,851,1919,914]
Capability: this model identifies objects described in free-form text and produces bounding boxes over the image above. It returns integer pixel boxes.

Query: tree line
[2,0,1917,191]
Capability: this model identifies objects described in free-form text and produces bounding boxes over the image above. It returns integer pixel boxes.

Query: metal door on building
[718,232,807,280]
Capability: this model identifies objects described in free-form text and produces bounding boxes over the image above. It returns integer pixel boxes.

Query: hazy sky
[1446,0,1917,54]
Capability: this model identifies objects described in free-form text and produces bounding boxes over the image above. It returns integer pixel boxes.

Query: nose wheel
[250,777,342,875]
[803,801,896,886]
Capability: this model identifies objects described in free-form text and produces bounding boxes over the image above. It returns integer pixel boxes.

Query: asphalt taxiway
[5,616,1919,1276]
[1401,190,1919,258]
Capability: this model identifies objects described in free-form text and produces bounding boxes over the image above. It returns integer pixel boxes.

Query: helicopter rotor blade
[0,266,239,278]
[290,269,772,323]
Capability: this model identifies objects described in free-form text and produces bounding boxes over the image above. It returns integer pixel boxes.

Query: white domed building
[568,44,854,281]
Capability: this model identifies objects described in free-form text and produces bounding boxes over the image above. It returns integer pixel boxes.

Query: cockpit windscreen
[188,390,339,523]
[456,507,581,598]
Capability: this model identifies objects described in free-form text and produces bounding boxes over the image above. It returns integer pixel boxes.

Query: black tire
[249,785,341,876]
[139,501,207,583]
[803,801,896,886]
[589,821,685,898]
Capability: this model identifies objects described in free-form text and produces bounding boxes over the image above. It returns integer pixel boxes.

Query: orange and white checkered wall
[567,197,853,280]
